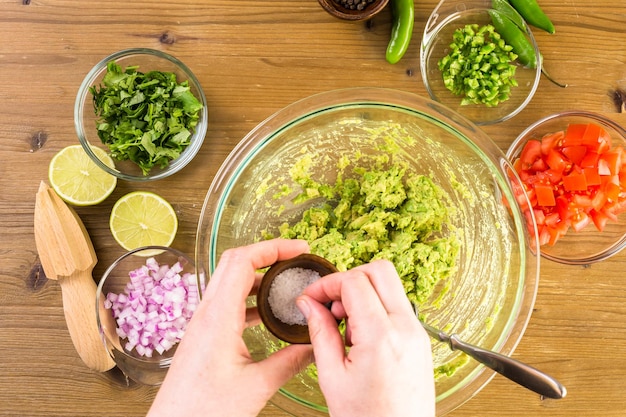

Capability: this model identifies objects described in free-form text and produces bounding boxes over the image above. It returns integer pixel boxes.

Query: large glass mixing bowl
[195,88,539,416]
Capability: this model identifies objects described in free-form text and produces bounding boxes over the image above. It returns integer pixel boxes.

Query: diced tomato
[597,127,613,153]
[544,168,563,184]
[524,172,543,185]
[603,173,621,187]
[590,210,609,232]
[562,145,587,166]
[533,209,546,226]
[546,148,570,172]
[607,199,626,217]
[526,187,537,208]
[546,220,568,246]
[570,211,591,232]
[620,171,626,187]
[562,170,587,191]
[511,122,626,246]
[563,124,587,147]
[541,131,563,155]
[580,151,600,168]
[598,158,611,176]
[531,158,547,172]
[534,183,556,206]
[519,139,542,170]
[582,123,612,153]
[583,167,602,186]
[600,148,622,175]
[605,181,621,203]
[544,212,561,227]
[555,195,571,221]
[572,193,593,208]
[602,204,621,222]
[537,226,551,246]
[510,179,531,211]
[591,188,608,212]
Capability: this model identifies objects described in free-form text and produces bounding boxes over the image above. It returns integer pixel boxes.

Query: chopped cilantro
[89,61,204,175]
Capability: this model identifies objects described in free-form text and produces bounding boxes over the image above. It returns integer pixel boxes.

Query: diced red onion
[105,257,202,357]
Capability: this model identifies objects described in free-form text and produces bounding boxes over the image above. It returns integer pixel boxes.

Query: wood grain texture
[1,0,625,415]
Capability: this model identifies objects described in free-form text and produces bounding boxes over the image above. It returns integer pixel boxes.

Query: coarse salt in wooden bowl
[257,253,338,344]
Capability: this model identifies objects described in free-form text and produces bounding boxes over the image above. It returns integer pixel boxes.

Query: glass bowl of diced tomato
[507,111,626,264]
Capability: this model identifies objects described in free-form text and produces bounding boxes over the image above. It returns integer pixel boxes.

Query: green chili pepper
[490,9,567,88]
[385,0,414,64]
[489,10,537,68]
[507,0,555,34]
[491,0,527,32]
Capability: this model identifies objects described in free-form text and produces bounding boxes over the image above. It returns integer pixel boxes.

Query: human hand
[147,239,314,417]
[297,259,436,417]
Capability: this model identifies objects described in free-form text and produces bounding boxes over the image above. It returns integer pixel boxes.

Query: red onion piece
[104,257,201,357]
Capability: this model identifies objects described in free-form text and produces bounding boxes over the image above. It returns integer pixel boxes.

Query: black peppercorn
[333,0,376,11]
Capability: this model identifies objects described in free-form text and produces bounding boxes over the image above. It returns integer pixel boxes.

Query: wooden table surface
[2,0,626,416]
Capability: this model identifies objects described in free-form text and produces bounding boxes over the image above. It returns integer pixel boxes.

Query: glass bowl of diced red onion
[95,246,201,385]
[506,110,626,265]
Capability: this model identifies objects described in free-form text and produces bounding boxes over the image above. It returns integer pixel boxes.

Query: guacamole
[258,130,475,382]
[270,154,460,307]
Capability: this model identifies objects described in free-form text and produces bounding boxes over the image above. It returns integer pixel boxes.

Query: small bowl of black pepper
[317,0,389,21]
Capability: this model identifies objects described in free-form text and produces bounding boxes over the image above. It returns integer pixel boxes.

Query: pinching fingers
[352,259,414,316]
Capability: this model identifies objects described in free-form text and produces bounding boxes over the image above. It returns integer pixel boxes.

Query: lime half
[110,191,178,254]
[48,145,117,206]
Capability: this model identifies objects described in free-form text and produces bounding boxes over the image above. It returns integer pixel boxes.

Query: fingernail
[296,298,311,319]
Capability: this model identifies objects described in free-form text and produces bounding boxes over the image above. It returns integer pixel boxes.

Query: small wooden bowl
[317,0,389,21]
[257,253,338,344]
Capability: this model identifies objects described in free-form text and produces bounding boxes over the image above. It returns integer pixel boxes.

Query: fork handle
[449,334,567,399]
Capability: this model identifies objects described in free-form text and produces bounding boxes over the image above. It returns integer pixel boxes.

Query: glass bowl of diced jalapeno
[75,48,208,181]
[420,2,541,125]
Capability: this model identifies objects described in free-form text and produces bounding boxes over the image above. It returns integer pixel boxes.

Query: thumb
[297,296,345,372]
[256,343,313,392]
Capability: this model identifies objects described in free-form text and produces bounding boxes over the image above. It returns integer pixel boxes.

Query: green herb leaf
[89,62,204,175]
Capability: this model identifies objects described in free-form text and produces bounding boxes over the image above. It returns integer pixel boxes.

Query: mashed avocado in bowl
[195,88,539,416]
[270,153,459,308]
[265,151,463,380]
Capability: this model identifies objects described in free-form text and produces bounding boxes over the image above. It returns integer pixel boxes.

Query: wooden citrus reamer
[34,181,115,372]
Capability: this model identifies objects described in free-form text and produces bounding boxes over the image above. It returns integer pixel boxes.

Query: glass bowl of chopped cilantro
[420,2,541,125]
[506,110,626,265]
[75,48,208,181]
[195,88,540,415]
